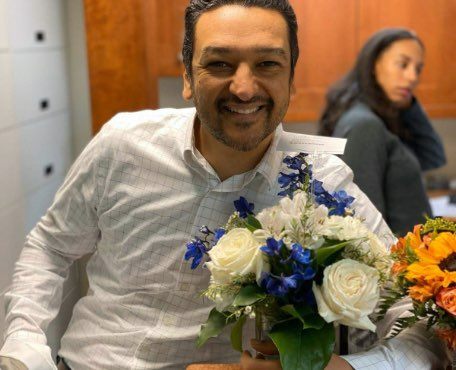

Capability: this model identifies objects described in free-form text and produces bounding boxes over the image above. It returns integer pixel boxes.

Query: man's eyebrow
[200,46,287,58]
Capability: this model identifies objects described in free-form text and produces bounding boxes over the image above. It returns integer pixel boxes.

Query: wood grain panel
[285,0,357,122]
[84,0,158,133]
[358,0,456,117]
[153,0,187,76]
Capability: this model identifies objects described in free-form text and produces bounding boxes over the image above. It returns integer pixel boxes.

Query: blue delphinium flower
[292,263,316,281]
[213,228,226,242]
[289,243,311,264]
[234,196,254,218]
[278,153,313,198]
[278,182,300,198]
[312,180,355,216]
[261,272,302,298]
[184,238,207,269]
[260,237,284,257]
[278,172,298,188]
[283,155,305,170]
[333,190,355,215]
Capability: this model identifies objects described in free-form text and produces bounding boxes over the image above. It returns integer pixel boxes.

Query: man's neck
[194,121,274,182]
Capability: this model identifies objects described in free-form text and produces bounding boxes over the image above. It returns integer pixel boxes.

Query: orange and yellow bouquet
[381,218,456,351]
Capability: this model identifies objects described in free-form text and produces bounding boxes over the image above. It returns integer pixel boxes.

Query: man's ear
[182,71,193,101]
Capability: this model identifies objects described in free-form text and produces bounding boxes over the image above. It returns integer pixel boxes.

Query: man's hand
[325,354,354,370]
[240,339,354,370]
[240,339,281,370]
[0,356,28,370]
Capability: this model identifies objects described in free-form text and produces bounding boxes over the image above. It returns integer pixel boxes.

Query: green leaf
[280,305,325,330]
[315,240,351,265]
[233,285,266,307]
[269,319,335,370]
[197,309,233,348]
[230,315,247,352]
[245,214,262,231]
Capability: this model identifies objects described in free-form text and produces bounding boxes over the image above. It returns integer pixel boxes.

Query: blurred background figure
[318,28,446,236]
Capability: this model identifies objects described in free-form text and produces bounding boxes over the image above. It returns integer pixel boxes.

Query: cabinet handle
[35,31,46,43]
[40,99,50,110]
[44,164,54,177]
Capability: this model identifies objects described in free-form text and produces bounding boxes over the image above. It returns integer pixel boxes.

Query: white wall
[0,0,91,360]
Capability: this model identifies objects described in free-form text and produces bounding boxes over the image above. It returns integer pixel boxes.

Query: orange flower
[436,287,456,316]
[391,261,408,275]
[435,328,456,351]
[391,225,424,267]
[405,233,456,301]
[408,281,440,302]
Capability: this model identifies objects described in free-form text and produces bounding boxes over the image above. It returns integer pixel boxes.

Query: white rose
[206,228,269,285]
[312,259,380,331]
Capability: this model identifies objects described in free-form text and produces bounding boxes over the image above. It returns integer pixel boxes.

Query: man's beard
[194,94,288,152]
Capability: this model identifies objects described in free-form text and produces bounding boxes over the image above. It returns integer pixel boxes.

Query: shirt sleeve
[400,99,446,171]
[0,128,105,369]
[342,323,450,369]
[341,277,450,369]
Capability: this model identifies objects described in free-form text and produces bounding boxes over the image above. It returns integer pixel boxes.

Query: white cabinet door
[7,0,64,50]
[0,0,8,50]
[12,50,68,124]
[0,113,71,209]
[0,53,15,129]
[19,113,71,196]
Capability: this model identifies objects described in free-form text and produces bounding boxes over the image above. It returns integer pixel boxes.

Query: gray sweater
[333,100,446,235]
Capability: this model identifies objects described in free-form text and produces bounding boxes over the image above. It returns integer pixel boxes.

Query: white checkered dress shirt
[0,108,449,369]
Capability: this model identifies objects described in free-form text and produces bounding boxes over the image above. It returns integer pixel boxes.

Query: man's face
[183,5,293,152]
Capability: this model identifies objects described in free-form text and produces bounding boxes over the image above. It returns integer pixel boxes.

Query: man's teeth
[226,106,261,114]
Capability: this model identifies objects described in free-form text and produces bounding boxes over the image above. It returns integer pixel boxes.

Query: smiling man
[182,4,294,181]
[0,1,448,370]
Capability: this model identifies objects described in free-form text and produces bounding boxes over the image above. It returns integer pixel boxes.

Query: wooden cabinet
[153,0,188,77]
[286,0,358,121]
[85,1,456,133]
[84,0,159,133]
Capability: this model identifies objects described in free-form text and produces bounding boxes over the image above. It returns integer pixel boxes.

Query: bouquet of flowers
[380,218,456,357]
[184,153,391,370]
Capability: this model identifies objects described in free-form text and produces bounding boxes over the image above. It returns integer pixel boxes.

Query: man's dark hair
[182,0,299,80]
[319,28,424,138]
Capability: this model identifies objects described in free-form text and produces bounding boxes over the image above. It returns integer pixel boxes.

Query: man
[0,1,448,369]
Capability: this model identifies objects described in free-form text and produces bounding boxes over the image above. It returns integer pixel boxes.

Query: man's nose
[229,64,258,101]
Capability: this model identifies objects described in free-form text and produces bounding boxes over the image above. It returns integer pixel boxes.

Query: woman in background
[319,28,446,236]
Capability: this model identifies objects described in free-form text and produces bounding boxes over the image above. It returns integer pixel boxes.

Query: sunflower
[406,232,456,301]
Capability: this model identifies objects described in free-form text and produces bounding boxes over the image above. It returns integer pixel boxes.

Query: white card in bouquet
[277,131,347,155]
